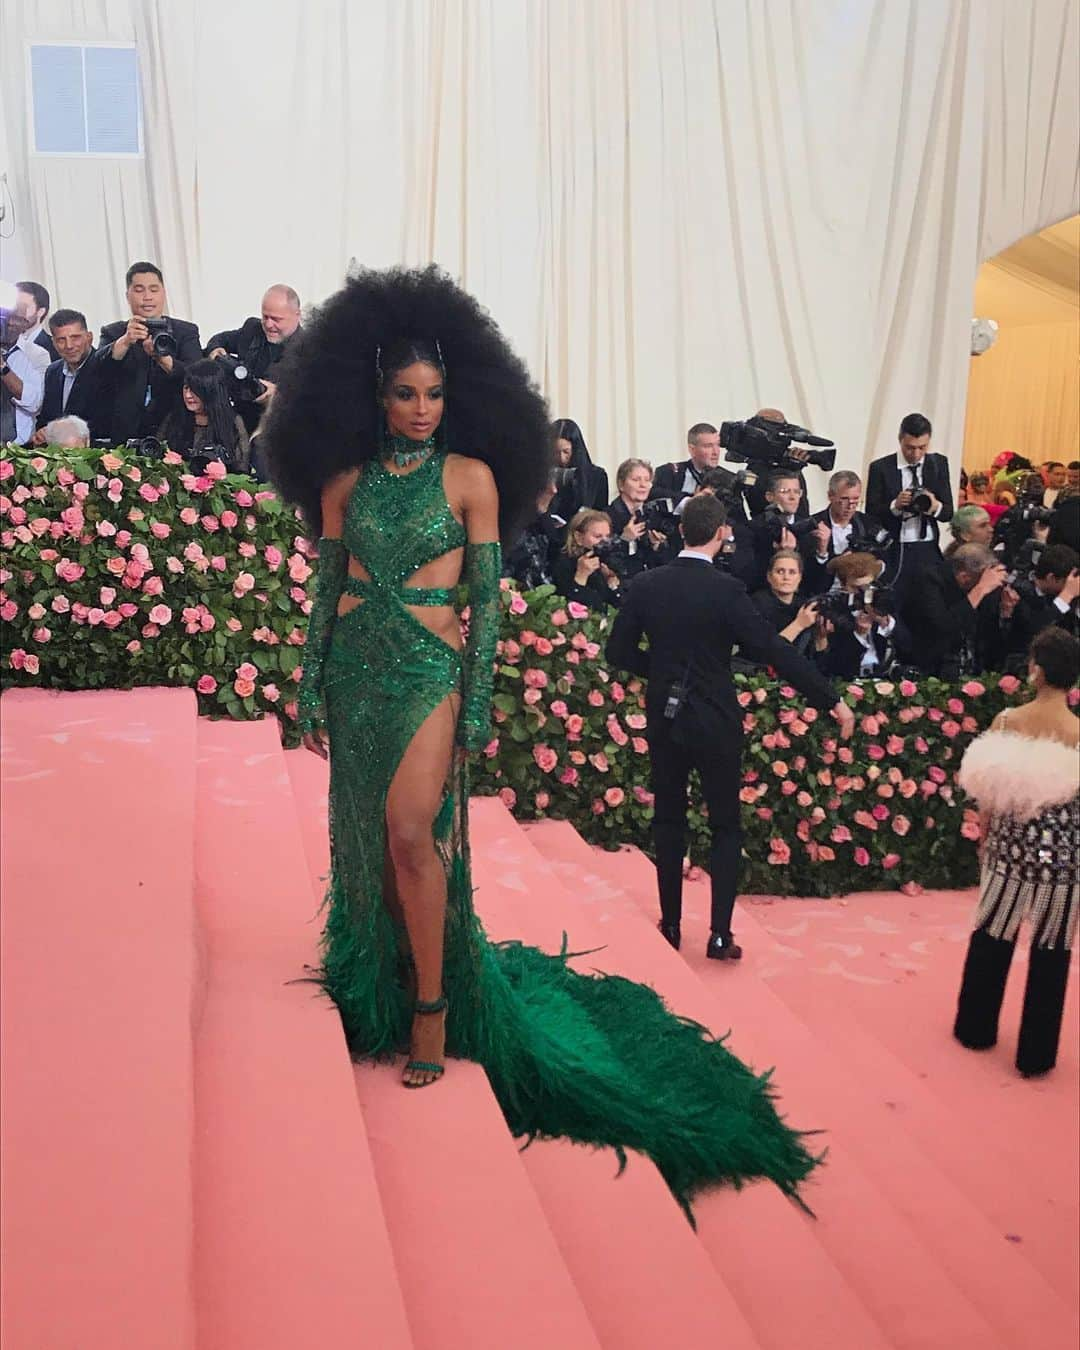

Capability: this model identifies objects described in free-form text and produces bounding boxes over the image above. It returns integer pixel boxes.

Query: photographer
[903,543,1006,677]
[159,360,249,472]
[991,471,1054,569]
[815,552,910,680]
[552,509,623,611]
[205,285,303,432]
[800,470,877,594]
[653,422,722,498]
[606,492,853,958]
[608,459,672,575]
[99,262,202,444]
[502,478,567,590]
[690,468,757,588]
[748,470,815,587]
[738,408,811,519]
[750,550,820,654]
[550,418,610,517]
[865,413,954,591]
[998,545,1080,665]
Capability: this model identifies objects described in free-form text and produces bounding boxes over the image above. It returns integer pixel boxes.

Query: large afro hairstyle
[263,264,552,542]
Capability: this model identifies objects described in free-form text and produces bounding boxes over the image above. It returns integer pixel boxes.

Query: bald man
[741,405,811,520]
[205,284,303,429]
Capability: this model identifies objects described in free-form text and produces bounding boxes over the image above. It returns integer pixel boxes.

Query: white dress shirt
[2,341,49,444]
[891,450,941,543]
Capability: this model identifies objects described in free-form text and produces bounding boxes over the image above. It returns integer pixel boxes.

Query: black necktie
[907,464,921,491]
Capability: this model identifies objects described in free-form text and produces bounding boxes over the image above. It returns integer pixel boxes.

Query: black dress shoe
[657,920,682,951]
[706,933,743,961]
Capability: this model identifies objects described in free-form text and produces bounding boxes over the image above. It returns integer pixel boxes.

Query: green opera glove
[456,540,502,751]
[297,537,348,735]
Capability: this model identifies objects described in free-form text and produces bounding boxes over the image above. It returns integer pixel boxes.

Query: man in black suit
[865,412,954,595]
[902,543,1007,677]
[799,470,878,594]
[15,282,58,363]
[606,494,854,959]
[998,545,1080,666]
[652,422,723,500]
[98,261,202,444]
[31,310,111,445]
[205,284,303,432]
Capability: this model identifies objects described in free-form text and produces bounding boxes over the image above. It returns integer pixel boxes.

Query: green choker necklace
[386,431,438,469]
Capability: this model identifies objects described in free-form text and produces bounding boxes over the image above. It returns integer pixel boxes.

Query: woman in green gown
[265,266,819,1217]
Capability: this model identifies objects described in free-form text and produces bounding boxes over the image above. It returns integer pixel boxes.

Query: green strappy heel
[403,996,448,1088]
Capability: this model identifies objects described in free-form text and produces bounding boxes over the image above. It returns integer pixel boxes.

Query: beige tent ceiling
[974,215,1080,327]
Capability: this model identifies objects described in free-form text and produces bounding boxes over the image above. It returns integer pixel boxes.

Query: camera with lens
[759,504,817,546]
[588,535,633,579]
[817,581,894,628]
[638,496,681,537]
[124,436,165,459]
[143,317,178,359]
[720,415,836,474]
[905,489,935,518]
[699,464,757,514]
[188,444,239,476]
[215,354,267,403]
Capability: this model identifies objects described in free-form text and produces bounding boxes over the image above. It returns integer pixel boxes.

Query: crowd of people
[3,264,1077,683]
[505,413,1080,681]
[0,265,301,473]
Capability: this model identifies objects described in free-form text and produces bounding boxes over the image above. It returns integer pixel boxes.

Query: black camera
[907,489,935,517]
[759,504,817,546]
[698,464,757,514]
[720,415,836,474]
[125,436,165,458]
[215,354,266,403]
[588,536,633,579]
[639,496,681,536]
[143,317,178,359]
[188,444,239,475]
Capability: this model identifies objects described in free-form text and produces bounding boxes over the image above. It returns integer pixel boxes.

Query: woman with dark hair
[954,626,1079,1076]
[160,358,249,470]
[264,264,817,1216]
[550,417,609,517]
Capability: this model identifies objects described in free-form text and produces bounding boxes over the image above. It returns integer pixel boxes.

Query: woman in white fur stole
[954,626,1079,1077]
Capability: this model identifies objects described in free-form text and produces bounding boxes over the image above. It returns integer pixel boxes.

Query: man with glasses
[800,470,873,594]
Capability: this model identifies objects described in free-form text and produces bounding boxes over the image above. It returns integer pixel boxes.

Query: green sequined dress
[299,448,818,1217]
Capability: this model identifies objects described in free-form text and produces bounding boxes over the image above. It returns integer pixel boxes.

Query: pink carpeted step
[0,688,201,1350]
[544,826,1077,1350]
[193,719,412,1350]
[591,845,1080,1315]
[283,749,603,1350]
[478,803,889,1350]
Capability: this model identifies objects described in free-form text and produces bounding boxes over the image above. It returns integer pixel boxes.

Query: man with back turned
[606,493,855,959]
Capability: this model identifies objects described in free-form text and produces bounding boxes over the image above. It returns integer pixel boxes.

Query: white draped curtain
[1,0,1077,496]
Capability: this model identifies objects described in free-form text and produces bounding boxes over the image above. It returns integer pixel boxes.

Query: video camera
[698,464,757,513]
[125,436,165,458]
[216,354,267,403]
[720,415,836,474]
[143,317,178,359]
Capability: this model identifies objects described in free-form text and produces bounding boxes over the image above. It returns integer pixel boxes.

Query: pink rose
[558,767,580,786]
[32,626,52,642]
[565,713,584,737]
[233,677,256,698]
[56,560,85,583]
[150,521,172,539]
[261,683,281,703]
[927,765,947,784]
[51,594,71,614]
[771,760,788,777]
[149,604,172,625]
[233,571,256,597]
[86,607,105,626]
[960,681,984,697]
[233,488,254,507]
[588,752,610,773]
[196,675,217,694]
[0,599,16,621]
[264,544,283,569]
[853,847,870,867]
[914,736,929,754]
[23,654,40,675]
[892,815,911,837]
[860,715,880,736]
[997,674,1020,695]
[523,687,542,705]
[118,602,138,618]
[532,745,558,773]
[534,791,551,810]
[142,575,165,597]
[604,787,625,808]
[756,806,773,820]
[941,719,960,739]
[768,838,791,865]
[509,592,528,615]
[830,825,852,843]
[631,737,648,753]
[235,661,258,681]
[550,609,568,626]
[483,738,499,758]
[867,743,885,761]
[126,639,141,653]
[872,803,890,820]
[534,637,554,656]
[567,601,588,619]
[946,698,965,716]
[838,746,854,764]
[497,787,517,810]
[523,668,548,689]
[138,483,160,503]
[960,820,981,841]
[780,779,798,796]
[549,699,569,719]
[206,459,227,481]
[0,461,12,481]
[219,509,239,530]
[633,785,655,806]
[180,507,199,526]
[587,689,605,707]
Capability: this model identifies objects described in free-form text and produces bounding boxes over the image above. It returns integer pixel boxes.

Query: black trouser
[888,538,943,607]
[953,919,1073,1076]
[648,706,742,937]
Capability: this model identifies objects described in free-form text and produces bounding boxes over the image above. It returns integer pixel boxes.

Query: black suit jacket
[865,452,954,543]
[902,565,997,676]
[818,614,912,680]
[606,557,837,734]
[34,329,59,363]
[652,460,699,499]
[36,349,112,441]
[99,316,202,443]
[798,508,877,594]
[1002,582,1079,661]
[741,465,810,521]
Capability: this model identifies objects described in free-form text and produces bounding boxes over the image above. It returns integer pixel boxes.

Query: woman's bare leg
[384,693,459,1086]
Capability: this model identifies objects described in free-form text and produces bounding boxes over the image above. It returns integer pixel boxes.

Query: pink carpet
[2,689,1076,1349]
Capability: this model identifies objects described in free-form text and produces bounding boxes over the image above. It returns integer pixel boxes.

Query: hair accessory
[434,337,445,374]
[374,344,384,390]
